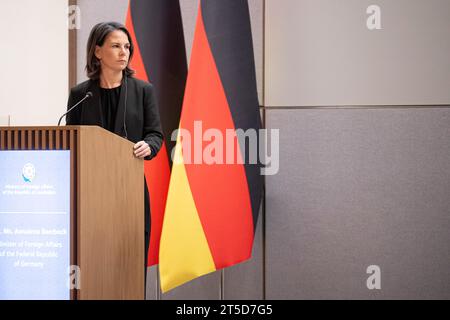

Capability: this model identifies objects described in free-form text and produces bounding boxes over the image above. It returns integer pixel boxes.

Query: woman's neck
[99,70,123,89]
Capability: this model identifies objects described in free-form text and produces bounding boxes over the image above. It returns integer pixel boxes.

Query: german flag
[125,0,187,266]
[159,0,263,292]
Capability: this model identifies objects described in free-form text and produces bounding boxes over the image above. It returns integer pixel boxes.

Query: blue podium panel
[0,151,70,300]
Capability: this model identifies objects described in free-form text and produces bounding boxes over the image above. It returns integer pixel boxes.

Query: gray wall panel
[160,272,221,300]
[266,108,450,299]
[223,206,264,300]
[249,0,264,105]
[265,0,450,106]
[180,0,199,65]
[145,266,158,300]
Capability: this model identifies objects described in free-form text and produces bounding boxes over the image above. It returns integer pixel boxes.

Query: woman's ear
[95,45,102,60]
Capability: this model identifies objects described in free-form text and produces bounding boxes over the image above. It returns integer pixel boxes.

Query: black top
[100,85,121,132]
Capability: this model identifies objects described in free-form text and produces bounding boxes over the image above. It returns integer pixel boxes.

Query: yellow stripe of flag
[159,134,216,293]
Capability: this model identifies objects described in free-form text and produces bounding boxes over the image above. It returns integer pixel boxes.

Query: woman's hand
[134,141,152,159]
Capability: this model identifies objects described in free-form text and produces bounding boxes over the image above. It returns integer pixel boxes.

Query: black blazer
[66,76,163,160]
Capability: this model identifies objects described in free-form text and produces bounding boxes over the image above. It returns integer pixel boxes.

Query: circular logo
[22,163,36,182]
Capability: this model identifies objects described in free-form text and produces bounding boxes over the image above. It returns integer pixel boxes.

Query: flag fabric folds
[125,0,187,266]
[159,0,263,292]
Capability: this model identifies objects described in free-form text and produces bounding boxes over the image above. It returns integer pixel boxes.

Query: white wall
[0,0,68,126]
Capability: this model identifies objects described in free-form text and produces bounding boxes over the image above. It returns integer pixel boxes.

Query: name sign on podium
[0,151,70,300]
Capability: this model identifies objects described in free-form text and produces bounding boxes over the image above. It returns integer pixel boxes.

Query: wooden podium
[0,126,144,300]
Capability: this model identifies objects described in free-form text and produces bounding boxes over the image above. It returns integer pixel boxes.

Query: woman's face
[95,30,130,74]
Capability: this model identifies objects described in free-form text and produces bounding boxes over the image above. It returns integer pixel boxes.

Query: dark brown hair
[85,22,135,80]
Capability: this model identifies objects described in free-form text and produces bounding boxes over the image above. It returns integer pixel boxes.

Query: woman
[66,22,163,286]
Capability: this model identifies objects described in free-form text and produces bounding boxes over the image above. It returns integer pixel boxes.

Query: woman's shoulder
[70,79,93,95]
[127,77,154,90]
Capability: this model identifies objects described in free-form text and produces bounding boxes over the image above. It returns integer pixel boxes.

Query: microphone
[58,91,93,126]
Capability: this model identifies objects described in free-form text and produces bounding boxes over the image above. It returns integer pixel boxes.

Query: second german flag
[159,0,263,292]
